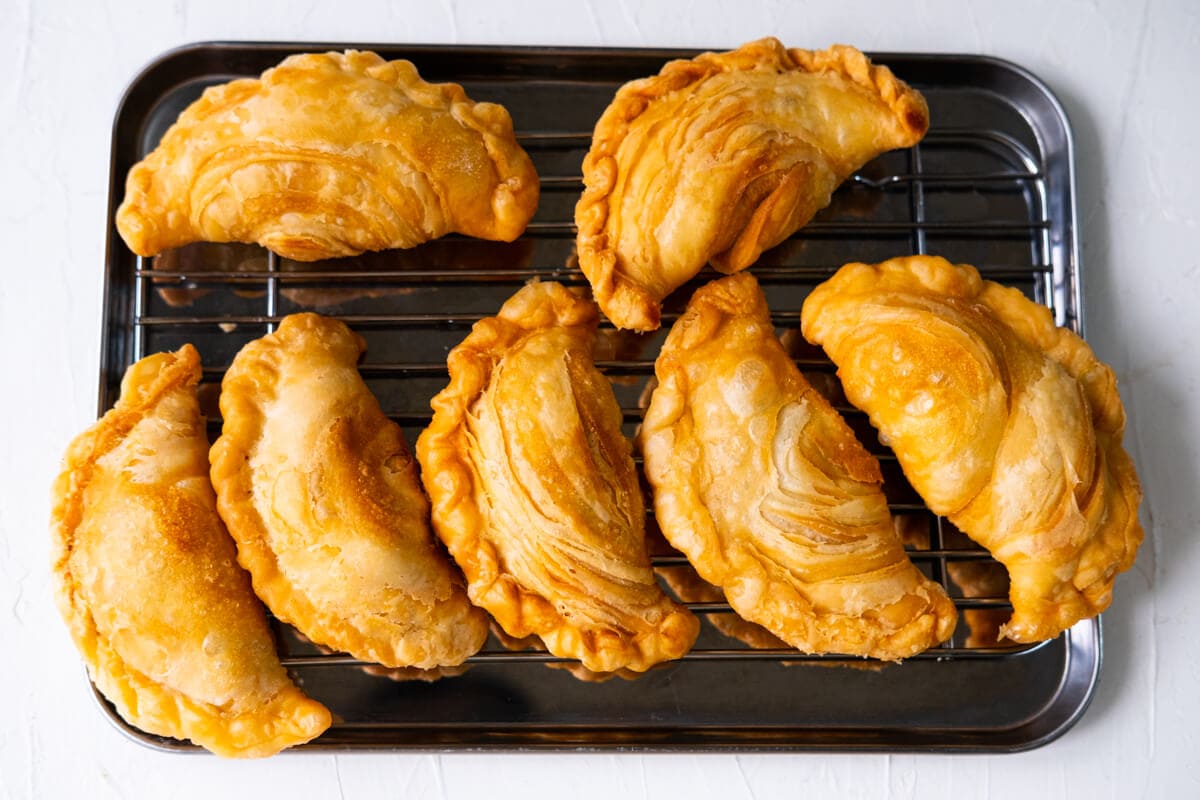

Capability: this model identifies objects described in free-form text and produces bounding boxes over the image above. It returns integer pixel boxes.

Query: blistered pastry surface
[801,255,1144,642]
[416,282,699,673]
[116,50,539,260]
[641,273,956,660]
[210,313,489,669]
[50,346,331,757]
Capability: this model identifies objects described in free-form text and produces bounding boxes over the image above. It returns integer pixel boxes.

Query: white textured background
[2,0,1195,796]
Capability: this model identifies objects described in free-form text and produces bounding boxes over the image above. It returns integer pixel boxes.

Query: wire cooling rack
[98,43,1094,751]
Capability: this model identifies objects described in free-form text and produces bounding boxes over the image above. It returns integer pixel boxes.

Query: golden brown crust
[575,38,928,331]
[209,313,489,668]
[801,255,1144,642]
[117,50,539,260]
[50,346,330,757]
[787,44,930,138]
[415,281,699,673]
[640,273,957,660]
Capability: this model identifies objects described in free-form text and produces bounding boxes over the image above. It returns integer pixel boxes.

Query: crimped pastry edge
[208,312,489,669]
[50,345,331,757]
[802,255,1133,447]
[574,37,930,332]
[415,281,700,673]
[640,273,958,661]
[116,49,539,259]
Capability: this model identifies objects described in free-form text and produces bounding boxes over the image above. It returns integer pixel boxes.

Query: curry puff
[640,274,957,660]
[116,50,539,261]
[50,346,331,757]
[210,313,489,669]
[575,38,928,331]
[801,256,1144,642]
[416,282,699,673]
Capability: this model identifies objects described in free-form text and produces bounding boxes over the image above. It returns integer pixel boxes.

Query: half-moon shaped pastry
[575,38,928,331]
[640,273,957,660]
[416,281,699,673]
[210,313,489,668]
[117,50,539,261]
[801,255,1144,642]
[50,346,331,757]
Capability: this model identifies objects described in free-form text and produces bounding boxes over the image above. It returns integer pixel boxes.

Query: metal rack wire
[124,119,1062,667]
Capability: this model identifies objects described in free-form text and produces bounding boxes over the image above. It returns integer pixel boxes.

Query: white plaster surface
[1,0,1196,796]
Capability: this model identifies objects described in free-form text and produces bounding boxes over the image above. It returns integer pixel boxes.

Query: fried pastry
[801,255,1144,642]
[416,281,699,673]
[640,273,957,660]
[210,313,489,668]
[575,37,928,330]
[117,50,539,261]
[50,346,330,757]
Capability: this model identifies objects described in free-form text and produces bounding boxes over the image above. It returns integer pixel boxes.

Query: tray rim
[94,617,1100,754]
[96,40,1099,755]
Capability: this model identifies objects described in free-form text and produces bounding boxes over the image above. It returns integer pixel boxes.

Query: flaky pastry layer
[801,255,1144,642]
[640,273,957,660]
[416,282,699,673]
[210,314,489,668]
[50,345,330,757]
[117,50,539,260]
[575,37,928,331]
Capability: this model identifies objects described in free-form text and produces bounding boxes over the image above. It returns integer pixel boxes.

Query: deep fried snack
[641,273,956,660]
[575,37,928,330]
[50,346,330,757]
[210,313,489,668]
[416,282,699,673]
[117,50,539,261]
[801,255,1143,642]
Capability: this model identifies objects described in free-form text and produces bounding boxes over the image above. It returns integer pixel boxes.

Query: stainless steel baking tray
[98,42,1096,752]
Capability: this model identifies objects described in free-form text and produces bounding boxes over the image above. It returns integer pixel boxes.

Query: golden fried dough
[801,255,1143,642]
[50,346,330,757]
[210,313,489,668]
[640,273,956,660]
[416,282,699,673]
[576,38,928,330]
[117,50,538,261]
